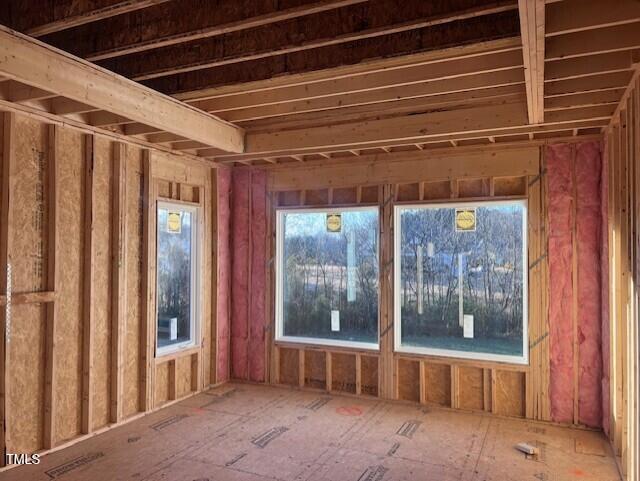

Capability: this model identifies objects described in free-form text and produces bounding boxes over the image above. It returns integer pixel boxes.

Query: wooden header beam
[518,0,545,125]
[0,25,245,153]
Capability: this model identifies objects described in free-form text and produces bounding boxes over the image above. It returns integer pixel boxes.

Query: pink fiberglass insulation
[231,169,250,380]
[216,168,232,383]
[601,141,611,435]
[575,141,603,428]
[547,143,575,424]
[249,170,267,382]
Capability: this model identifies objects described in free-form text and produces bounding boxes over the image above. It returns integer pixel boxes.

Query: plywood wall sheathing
[0,110,219,460]
[397,359,420,403]
[304,350,326,390]
[278,347,299,387]
[331,353,356,394]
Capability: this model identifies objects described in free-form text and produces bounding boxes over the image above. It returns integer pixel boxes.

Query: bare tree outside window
[395,201,527,363]
[277,207,379,348]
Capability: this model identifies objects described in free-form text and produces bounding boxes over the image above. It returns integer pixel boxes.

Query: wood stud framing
[606,73,640,481]
[268,146,546,420]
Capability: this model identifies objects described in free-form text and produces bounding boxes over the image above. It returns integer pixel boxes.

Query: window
[276,207,379,349]
[394,200,528,364]
[156,201,199,355]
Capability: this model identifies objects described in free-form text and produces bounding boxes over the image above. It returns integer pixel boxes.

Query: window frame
[393,199,529,365]
[155,200,201,357]
[275,205,381,351]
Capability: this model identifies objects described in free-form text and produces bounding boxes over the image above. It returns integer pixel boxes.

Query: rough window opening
[394,200,528,364]
[276,206,380,350]
[156,201,200,356]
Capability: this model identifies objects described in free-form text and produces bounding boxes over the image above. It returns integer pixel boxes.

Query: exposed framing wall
[605,72,640,481]
[0,110,220,464]
[264,146,554,422]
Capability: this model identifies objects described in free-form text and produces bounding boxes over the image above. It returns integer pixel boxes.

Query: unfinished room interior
[0,0,639,480]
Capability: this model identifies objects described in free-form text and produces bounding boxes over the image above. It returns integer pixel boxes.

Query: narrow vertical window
[156,201,199,355]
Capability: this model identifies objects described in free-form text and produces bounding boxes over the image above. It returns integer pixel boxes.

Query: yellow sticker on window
[326,213,342,233]
[455,208,476,232]
[167,211,182,234]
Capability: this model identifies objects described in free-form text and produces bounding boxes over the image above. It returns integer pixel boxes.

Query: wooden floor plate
[0,383,621,481]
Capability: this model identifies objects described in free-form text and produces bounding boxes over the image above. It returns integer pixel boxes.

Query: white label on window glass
[463,314,474,339]
[331,310,340,331]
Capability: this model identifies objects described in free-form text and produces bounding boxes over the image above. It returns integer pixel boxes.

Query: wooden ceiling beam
[518,0,545,124]
[237,84,525,131]
[546,0,640,37]
[0,26,244,153]
[102,1,518,82]
[544,89,627,111]
[41,0,366,61]
[546,22,640,60]
[545,51,638,82]
[243,102,529,154]
[192,49,524,114]
[20,0,172,37]
[174,37,522,102]
[545,71,634,97]
[207,119,607,164]
[142,9,521,95]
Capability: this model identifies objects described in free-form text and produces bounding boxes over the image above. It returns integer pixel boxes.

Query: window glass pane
[398,202,526,361]
[157,206,194,350]
[280,208,379,346]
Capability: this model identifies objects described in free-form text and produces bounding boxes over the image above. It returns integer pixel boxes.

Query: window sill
[275,336,379,353]
[394,345,528,366]
[155,343,200,363]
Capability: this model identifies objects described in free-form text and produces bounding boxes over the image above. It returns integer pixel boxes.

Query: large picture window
[156,201,199,355]
[394,200,528,364]
[276,207,379,349]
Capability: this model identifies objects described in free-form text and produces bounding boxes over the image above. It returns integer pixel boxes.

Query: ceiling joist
[0,25,245,153]
[22,0,172,37]
[103,1,519,82]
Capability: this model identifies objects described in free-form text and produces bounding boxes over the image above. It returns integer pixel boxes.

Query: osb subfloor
[0,383,621,481]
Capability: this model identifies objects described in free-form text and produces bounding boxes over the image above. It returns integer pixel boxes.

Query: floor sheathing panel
[0,383,620,481]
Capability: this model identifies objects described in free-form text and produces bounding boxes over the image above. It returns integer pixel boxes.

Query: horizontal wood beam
[546,0,640,37]
[209,118,608,163]
[544,89,626,111]
[0,26,245,153]
[545,51,638,82]
[545,71,633,97]
[70,0,368,61]
[174,37,522,102]
[143,11,521,95]
[244,102,529,154]
[546,22,640,60]
[22,0,172,37]
[237,85,525,130]
[266,146,540,191]
[193,49,524,113]
[104,1,518,81]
